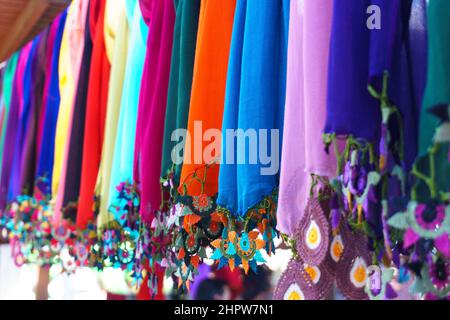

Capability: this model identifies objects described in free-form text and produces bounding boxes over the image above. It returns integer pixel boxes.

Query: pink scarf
[134,0,175,223]
[277,0,337,236]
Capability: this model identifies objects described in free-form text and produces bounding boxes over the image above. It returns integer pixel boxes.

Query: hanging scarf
[108,0,148,219]
[178,0,236,198]
[0,44,33,209]
[96,0,129,228]
[52,0,89,225]
[0,53,19,182]
[420,0,450,155]
[62,4,94,222]
[19,31,49,197]
[415,0,450,200]
[217,0,290,216]
[7,40,37,202]
[325,0,424,168]
[277,0,336,236]
[33,12,67,200]
[77,0,111,229]
[35,19,60,174]
[160,0,200,188]
[133,0,175,223]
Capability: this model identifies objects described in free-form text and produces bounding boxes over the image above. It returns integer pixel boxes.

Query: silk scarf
[160,0,200,187]
[178,0,237,198]
[217,0,290,216]
[77,0,111,228]
[277,0,336,236]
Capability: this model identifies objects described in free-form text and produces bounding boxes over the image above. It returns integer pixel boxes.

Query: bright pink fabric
[134,0,175,223]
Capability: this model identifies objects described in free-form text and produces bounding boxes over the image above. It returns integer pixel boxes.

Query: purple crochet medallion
[335,227,371,300]
[306,259,334,300]
[294,198,330,266]
[273,258,318,300]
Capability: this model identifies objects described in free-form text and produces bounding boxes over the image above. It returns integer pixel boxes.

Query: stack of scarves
[0,0,449,300]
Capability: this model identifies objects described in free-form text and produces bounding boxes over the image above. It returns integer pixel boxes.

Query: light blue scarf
[218,0,290,216]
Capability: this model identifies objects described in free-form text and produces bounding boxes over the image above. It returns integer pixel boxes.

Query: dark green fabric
[420,0,450,154]
[416,0,450,201]
[161,0,200,185]
[0,53,19,178]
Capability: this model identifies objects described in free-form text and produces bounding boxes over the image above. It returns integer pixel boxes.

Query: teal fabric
[416,0,450,201]
[0,54,19,180]
[160,0,200,186]
[108,0,148,214]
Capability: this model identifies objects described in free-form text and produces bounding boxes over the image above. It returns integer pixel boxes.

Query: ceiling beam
[0,0,50,62]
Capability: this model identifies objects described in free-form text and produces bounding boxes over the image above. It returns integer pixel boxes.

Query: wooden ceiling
[0,0,70,63]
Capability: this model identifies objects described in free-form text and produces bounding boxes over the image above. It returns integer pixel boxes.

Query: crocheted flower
[183,230,201,256]
[364,265,397,300]
[60,249,77,274]
[415,202,446,231]
[335,229,371,300]
[349,257,368,289]
[330,234,344,263]
[430,257,449,291]
[75,243,89,266]
[284,284,305,300]
[303,264,321,284]
[341,164,380,222]
[211,229,238,271]
[117,240,135,266]
[295,198,330,266]
[174,262,195,291]
[193,194,212,212]
[273,259,317,300]
[235,231,266,274]
[201,213,224,240]
[389,201,450,258]
[182,194,217,218]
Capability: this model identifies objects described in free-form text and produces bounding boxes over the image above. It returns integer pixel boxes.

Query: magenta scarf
[134,0,175,223]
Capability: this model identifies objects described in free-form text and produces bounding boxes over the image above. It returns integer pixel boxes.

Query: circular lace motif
[303,261,334,300]
[335,228,371,300]
[273,259,318,300]
[295,198,330,265]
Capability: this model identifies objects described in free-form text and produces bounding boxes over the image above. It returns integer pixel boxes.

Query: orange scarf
[178,0,236,197]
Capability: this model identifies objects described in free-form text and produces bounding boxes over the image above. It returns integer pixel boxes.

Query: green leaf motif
[388,212,408,230]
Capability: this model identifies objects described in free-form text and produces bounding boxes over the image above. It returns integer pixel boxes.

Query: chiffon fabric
[160,0,200,186]
[18,31,48,199]
[0,45,31,209]
[77,0,111,228]
[217,0,290,216]
[62,4,93,222]
[52,0,89,224]
[277,0,336,236]
[35,18,60,180]
[0,54,19,183]
[178,0,237,197]
[416,0,450,200]
[421,0,450,153]
[34,13,67,199]
[134,0,175,223]
[8,40,38,201]
[325,0,427,171]
[108,0,148,219]
[96,0,129,228]
[0,12,65,211]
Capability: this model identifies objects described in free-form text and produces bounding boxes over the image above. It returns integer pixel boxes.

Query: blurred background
[0,241,292,300]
